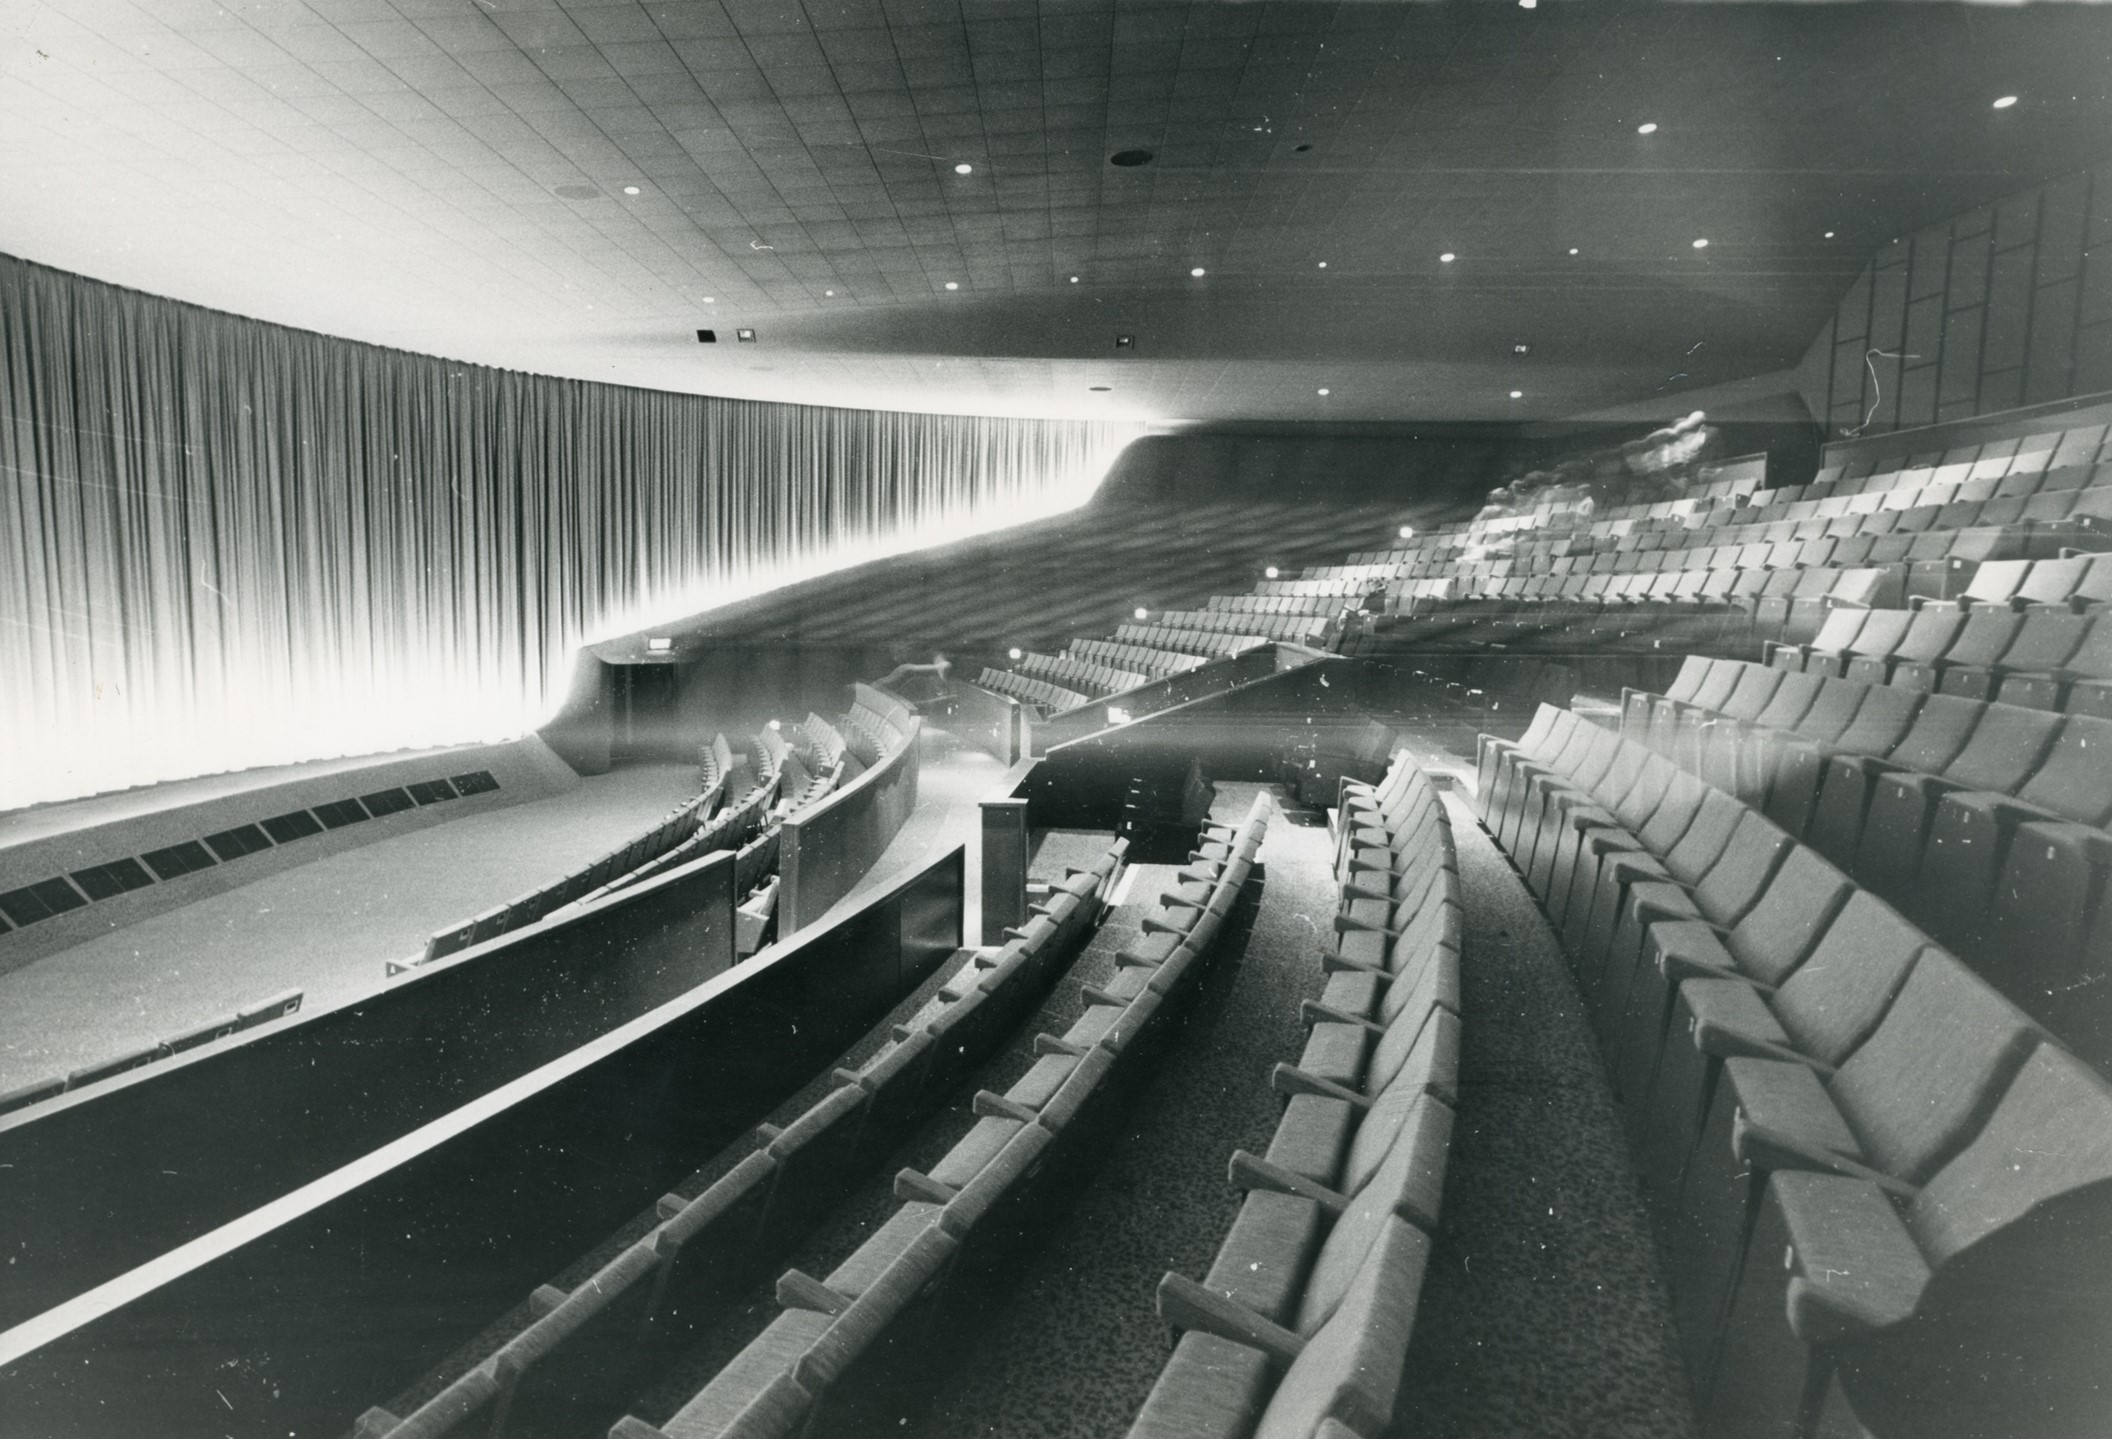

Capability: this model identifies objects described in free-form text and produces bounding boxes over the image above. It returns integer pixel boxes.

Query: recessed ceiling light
[1692,238,1709,249]
[1992,95,2018,109]
[1190,267,1206,277]
[1264,566,1280,579]
[1008,647,1022,660]
[1109,149,1155,167]
[1439,252,1456,263]
[1824,231,1835,239]
[825,289,834,296]
[944,281,959,290]
[1317,387,1331,396]
[702,296,714,302]
[1637,122,1659,134]
[954,162,973,174]
[1069,275,1080,283]
[1519,0,1536,8]
[1513,344,1530,355]
[622,185,641,195]
[1509,390,1523,399]
[1568,247,1580,256]
[1398,525,1415,539]
[768,718,782,731]
[646,637,673,652]
[1317,261,1327,268]
[1134,607,1149,620]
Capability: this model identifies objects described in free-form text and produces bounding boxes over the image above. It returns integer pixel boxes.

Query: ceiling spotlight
[1317,387,1331,396]
[1637,122,1659,135]
[1070,275,1080,283]
[1512,343,1530,355]
[622,185,641,195]
[1824,231,1836,239]
[1134,607,1149,620]
[944,281,959,290]
[954,162,974,174]
[1264,566,1280,579]
[1439,252,1456,263]
[1398,525,1415,539]
[1190,267,1206,277]
[768,719,782,731]
[702,296,715,303]
[1008,647,1022,660]
[1509,390,1523,399]
[646,637,673,653]
[1568,247,1580,256]
[1992,95,2018,109]
[1317,261,1328,268]
[1692,238,1709,249]
[1519,0,1536,8]
[735,327,756,342]
[825,289,834,296]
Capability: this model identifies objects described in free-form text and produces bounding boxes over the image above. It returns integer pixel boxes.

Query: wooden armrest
[1299,999,1384,1034]
[777,1269,851,1315]
[893,1169,959,1205]
[1270,1063,1370,1110]
[972,1090,1039,1124]
[1154,1272,1304,1367]
[1228,1149,1348,1216]
[1737,1121,1919,1200]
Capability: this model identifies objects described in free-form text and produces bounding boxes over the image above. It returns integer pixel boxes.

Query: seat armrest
[1156,1272,1305,1366]
[1773,1171,1932,1343]
[1736,1121,1920,1199]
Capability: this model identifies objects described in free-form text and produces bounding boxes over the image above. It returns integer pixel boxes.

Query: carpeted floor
[1394,792,1695,1438]
[903,782,1335,1439]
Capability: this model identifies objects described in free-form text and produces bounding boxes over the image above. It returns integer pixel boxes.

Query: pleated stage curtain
[0,253,1140,810]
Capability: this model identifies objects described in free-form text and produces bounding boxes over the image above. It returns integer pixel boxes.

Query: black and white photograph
[3,1,2111,1436]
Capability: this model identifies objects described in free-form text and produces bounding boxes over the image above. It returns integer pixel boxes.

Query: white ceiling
[3,0,2108,423]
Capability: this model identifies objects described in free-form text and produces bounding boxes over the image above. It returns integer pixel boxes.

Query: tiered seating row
[1114,624,1272,658]
[1476,705,2112,1439]
[355,841,1129,1439]
[619,798,1272,1439]
[1129,755,1460,1439]
[1019,650,1150,698]
[1616,656,2112,1068]
[1070,638,1208,680]
[976,666,1089,714]
[0,987,303,1116]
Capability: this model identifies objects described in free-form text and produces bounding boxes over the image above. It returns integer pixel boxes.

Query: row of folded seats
[1154,610,1334,644]
[1622,656,2112,1064]
[1113,623,1272,658]
[1780,598,2112,716]
[0,987,303,1117]
[975,666,1090,714]
[617,798,1272,1439]
[1071,638,1209,680]
[1128,755,1460,1439]
[1476,705,2112,1439]
[353,840,1129,1439]
[1017,650,1151,698]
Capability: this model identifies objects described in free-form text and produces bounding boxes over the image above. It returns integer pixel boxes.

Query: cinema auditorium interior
[6,1,2112,1437]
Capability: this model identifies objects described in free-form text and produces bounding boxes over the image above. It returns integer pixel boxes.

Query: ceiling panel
[1,0,2108,423]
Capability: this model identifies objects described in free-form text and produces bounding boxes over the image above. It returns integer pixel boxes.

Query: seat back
[1963,560,2033,606]
[1752,671,1824,730]
[1692,812,1795,926]
[1255,1216,1431,1439]
[1770,893,1928,1066]
[1893,607,1968,663]
[1942,701,2062,793]
[1831,683,1924,756]
[1792,678,1872,744]
[1717,665,1785,722]
[1998,611,2091,672]
[2013,714,2112,824]
[1884,693,1985,773]
[1829,948,2041,1185]
[1724,846,1855,986]
[1939,610,2026,668]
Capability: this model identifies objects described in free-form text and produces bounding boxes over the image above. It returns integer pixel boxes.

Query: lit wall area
[1802,159,2112,435]
[0,254,1139,811]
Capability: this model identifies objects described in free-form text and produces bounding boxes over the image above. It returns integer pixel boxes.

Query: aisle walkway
[907,782,1335,1439]
[0,763,700,1092]
[1395,792,1694,1436]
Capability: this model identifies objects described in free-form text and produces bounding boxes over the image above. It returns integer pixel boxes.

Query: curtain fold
[0,253,1139,810]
